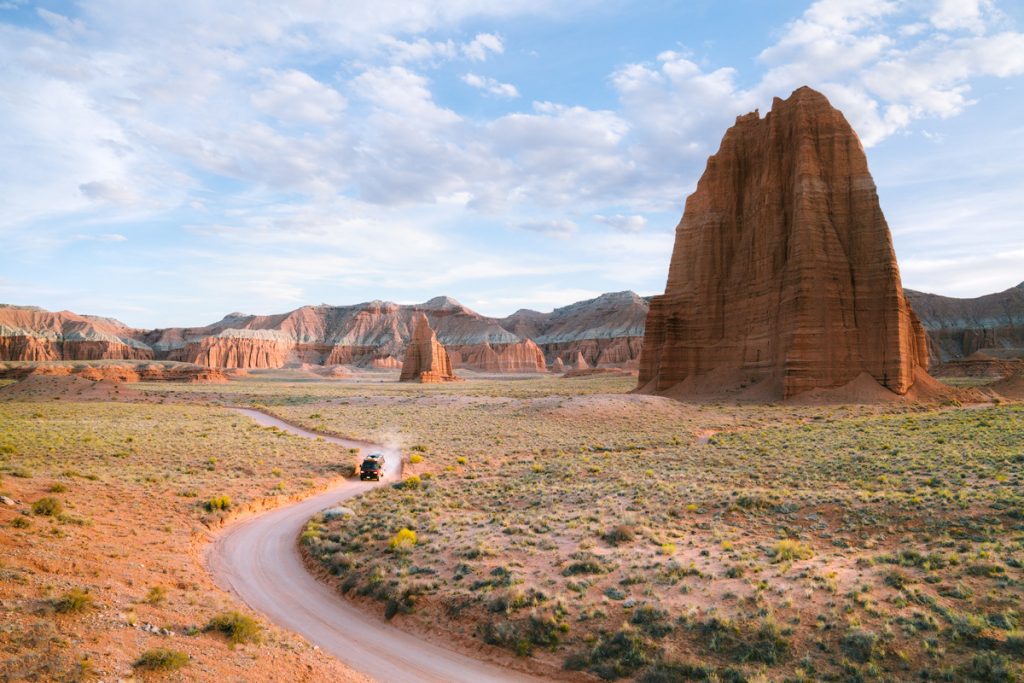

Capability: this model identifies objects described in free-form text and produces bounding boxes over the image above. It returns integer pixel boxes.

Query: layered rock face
[449,340,546,373]
[2,291,655,372]
[501,291,649,368]
[400,313,457,382]
[0,305,153,362]
[905,282,1024,362]
[638,87,930,400]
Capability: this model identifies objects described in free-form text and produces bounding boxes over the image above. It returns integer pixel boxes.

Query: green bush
[204,611,262,645]
[841,628,878,663]
[204,495,232,512]
[32,497,63,516]
[959,651,1017,682]
[53,588,94,614]
[134,648,189,671]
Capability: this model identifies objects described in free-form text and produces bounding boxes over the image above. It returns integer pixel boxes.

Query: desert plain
[1,364,1022,682]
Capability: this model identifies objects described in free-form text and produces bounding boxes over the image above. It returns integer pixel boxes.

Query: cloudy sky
[2,0,1022,328]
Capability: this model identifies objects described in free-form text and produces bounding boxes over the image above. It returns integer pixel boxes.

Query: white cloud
[250,69,346,124]
[517,218,578,239]
[463,32,504,61]
[462,73,520,98]
[594,214,646,232]
[378,35,457,63]
[79,180,138,204]
[72,232,128,242]
[929,0,995,34]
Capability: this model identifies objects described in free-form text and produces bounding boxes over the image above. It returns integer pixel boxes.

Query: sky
[1,0,1022,328]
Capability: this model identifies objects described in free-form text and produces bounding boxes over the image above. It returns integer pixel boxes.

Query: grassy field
[2,373,1021,682]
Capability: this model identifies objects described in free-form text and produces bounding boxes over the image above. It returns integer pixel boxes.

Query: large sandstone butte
[638,86,931,401]
[399,313,458,383]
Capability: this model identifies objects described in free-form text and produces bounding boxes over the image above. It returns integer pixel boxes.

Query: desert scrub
[52,588,94,614]
[204,611,262,645]
[388,528,417,551]
[841,628,879,663]
[144,585,167,605]
[134,648,189,671]
[602,524,635,546]
[145,380,1024,681]
[770,539,813,562]
[31,496,63,516]
[204,494,232,512]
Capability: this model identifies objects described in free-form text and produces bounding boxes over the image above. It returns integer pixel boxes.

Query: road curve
[205,408,548,683]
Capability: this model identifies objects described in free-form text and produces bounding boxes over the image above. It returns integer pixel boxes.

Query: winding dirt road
[205,408,548,683]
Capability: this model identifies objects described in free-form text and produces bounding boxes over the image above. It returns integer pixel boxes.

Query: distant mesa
[400,312,459,383]
[905,281,1024,363]
[638,86,932,401]
[0,292,649,373]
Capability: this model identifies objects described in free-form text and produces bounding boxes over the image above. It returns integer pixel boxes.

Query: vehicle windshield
[362,460,381,469]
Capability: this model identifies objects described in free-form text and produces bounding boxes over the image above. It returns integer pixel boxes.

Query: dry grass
[0,399,367,682]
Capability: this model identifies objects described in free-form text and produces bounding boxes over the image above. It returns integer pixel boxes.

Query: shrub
[389,528,418,551]
[589,628,652,679]
[10,516,31,529]
[630,605,673,638]
[400,475,422,490]
[204,611,262,645]
[770,539,813,562]
[32,497,63,516]
[562,553,609,577]
[134,648,189,671]
[602,525,635,546]
[204,495,231,512]
[409,454,423,464]
[959,651,1016,682]
[1007,630,1024,654]
[640,661,715,682]
[144,585,167,605]
[53,588,94,614]
[841,628,878,663]
[48,483,67,493]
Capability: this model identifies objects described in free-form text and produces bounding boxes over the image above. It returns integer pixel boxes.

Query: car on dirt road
[359,453,386,481]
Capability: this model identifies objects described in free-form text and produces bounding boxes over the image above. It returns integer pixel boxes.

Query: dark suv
[359,453,386,481]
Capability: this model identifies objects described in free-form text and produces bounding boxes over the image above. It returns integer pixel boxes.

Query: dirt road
[206,408,547,683]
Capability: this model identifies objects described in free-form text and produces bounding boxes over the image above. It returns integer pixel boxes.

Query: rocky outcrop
[550,357,566,373]
[174,330,294,369]
[0,361,227,383]
[501,291,648,368]
[569,352,589,371]
[399,313,458,383]
[449,339,546,373]
[905,282,1024,362]
[0,306,153,362]
[638,86,930,401]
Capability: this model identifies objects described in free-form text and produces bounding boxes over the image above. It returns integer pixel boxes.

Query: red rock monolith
[399,313,458,383]
[638,86,930,400]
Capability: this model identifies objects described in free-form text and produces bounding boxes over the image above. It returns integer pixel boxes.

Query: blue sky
[1,0,1022,328]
